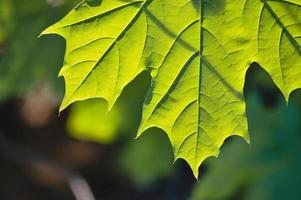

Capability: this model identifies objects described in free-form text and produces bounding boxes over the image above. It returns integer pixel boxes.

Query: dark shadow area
[192,0,201,11]
[111,70,151,138]
[86,0,102,7]
[244,62,285,109]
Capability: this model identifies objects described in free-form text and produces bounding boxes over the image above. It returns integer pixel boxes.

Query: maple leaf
[42,0,301,177]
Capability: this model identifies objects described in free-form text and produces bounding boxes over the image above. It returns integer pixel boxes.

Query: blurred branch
[0,130,95,200]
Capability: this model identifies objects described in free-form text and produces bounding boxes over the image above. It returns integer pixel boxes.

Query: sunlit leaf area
[0,0,300,199]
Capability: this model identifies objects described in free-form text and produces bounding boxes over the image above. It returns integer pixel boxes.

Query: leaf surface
[42,0,301,177]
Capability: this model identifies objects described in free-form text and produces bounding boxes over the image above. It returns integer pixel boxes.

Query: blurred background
[0,0,300,200]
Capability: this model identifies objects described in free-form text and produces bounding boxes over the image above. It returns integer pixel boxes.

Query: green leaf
[67,98,121,143]
[0,0,13,43]
[42,0,301,177]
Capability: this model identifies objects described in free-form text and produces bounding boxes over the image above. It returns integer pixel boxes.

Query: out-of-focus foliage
[191,65,301,200]
[119,129,174,186]
[0,0,13,43]
[67,98,121,143]
[0,0,76,101]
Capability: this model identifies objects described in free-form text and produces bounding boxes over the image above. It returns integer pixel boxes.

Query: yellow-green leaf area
[42,0,301,178]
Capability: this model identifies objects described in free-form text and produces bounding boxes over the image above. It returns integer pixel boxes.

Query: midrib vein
[196,0,204,168]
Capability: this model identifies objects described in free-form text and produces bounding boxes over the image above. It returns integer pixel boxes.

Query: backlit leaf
[42,0,301,177]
